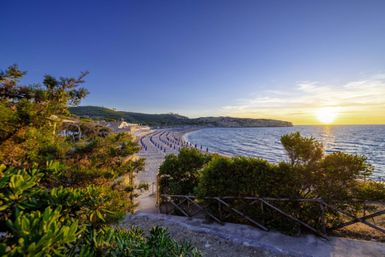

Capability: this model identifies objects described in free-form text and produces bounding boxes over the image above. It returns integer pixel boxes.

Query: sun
[316,108,338,124]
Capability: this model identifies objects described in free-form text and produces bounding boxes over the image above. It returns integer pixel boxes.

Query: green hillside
[70,106,293,127]
[69,106,190,126]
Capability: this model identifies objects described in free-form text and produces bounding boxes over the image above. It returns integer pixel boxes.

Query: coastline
[134,126,205,213]
[133,124,385,212]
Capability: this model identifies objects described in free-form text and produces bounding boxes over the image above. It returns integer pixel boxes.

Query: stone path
[135,129,187,213]
[123,213,385,257]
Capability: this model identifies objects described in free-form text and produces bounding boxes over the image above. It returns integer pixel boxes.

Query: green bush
[3,207,82,257]
[196,156,273,197]
[159,147,212,195]
[74,226,201,257]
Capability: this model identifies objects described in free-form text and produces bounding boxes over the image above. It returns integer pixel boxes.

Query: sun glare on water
[316,108,338,124]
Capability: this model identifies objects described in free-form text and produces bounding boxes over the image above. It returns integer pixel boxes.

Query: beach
[134,127,202,213]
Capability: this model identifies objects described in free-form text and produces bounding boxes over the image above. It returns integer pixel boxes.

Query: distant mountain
[192,116,293,128]
[69,106,293,127]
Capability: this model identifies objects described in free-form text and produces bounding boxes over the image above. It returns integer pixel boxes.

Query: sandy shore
[134,127,202,213]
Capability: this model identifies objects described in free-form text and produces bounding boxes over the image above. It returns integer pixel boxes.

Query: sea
[185,125,385,180]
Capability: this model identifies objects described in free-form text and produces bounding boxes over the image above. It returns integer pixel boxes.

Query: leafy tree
[281,132,323,166]
[0,65,88,167]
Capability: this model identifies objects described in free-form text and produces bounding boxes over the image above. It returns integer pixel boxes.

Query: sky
[1,0,385,125]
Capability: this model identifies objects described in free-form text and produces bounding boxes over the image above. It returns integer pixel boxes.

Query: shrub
[0,166,201,256]
[353,180,385,201]
[75,226,201,257]
[159,147,212,195]
[3,207,82,257]
[196,156,273,197]
[314,152,373,201]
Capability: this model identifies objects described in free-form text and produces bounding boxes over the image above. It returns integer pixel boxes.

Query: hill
[69,106,293,127]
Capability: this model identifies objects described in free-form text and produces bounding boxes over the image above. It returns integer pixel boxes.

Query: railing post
[261,199,265,226]
[218,199,222,221]
[156,174,160,206]
[319,200,326,235]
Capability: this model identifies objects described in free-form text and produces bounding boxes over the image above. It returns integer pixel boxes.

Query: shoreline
[134,126,204,213]
[133,125,385,211]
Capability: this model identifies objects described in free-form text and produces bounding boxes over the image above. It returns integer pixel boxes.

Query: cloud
[222,74,385,123]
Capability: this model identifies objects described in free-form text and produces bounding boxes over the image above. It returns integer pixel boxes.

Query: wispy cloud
[222,74,385,124]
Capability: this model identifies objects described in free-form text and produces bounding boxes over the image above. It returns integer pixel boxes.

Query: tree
[281,132,323,166]
[280,132,373,200]
[0,65,200,256]
[0,65,89,167]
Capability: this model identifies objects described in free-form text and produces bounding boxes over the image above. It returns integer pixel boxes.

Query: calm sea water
[185,125,385,179]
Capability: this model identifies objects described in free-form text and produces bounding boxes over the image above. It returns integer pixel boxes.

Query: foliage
[160,132,384,235]
[159,147,212,195]
[74,226,201,257]
[0,65,200,256]
[315,152,373,201]
[3,207,82,257]
[0,166,43,228]
[145,226,201,257]
[353,180,385,201]
[281,132,323,166]
[0,65,88,167]
[196,156,273,197]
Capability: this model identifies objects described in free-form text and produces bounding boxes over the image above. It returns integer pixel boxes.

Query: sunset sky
[1,0,385,125]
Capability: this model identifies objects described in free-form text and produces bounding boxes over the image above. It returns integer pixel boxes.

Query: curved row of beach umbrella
[139,130,209,154]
